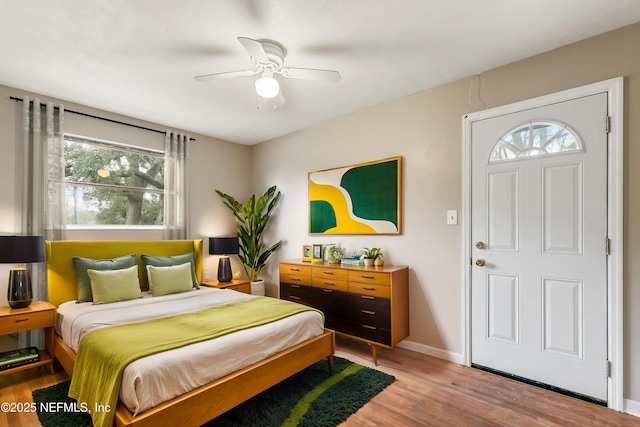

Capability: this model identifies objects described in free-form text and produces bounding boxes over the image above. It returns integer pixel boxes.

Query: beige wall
[0,83,251,305]
[252,22,640,403]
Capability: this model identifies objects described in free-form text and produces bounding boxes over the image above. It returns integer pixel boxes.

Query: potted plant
[361,247,382,267]
[215,186,284,291]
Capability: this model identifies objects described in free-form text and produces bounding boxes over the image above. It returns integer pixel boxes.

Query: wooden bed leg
[327,355,333,375]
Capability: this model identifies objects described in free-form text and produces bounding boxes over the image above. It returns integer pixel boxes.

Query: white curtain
[164,131,190,240]
[22,97,66,347]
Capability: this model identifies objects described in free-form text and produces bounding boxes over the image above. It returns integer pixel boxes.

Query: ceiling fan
[195,37,341,107]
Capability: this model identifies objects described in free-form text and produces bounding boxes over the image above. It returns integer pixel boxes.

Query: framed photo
[312,244,323,259]
[308,156,402,235]
[302,244,313,262]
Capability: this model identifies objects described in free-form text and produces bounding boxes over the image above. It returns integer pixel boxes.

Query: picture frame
[312,244,323,259]
[308,156,402,235]
[302,244,313,262]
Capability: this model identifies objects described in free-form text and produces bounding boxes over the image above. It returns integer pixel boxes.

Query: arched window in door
[489,121,583,163]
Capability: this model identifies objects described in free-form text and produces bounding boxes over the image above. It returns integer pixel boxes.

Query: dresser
[279,260,409,364]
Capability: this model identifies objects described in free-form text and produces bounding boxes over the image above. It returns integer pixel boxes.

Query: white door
[470,93,608,401]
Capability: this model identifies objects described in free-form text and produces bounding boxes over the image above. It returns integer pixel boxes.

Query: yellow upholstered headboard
[45,240,203,307]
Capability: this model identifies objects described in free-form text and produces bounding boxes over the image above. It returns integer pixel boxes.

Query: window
[64,135,165,227]
[489,121,582,163]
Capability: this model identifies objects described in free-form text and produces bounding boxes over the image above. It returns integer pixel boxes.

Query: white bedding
[56,288,324,416]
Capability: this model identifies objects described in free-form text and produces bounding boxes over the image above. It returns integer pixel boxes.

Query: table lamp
[209,237,239,282]
[0,236,45,308]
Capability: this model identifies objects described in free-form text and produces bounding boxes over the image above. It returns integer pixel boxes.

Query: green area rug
[32,356,394,427]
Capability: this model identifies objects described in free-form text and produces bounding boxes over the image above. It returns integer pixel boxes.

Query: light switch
[447,210,458,225]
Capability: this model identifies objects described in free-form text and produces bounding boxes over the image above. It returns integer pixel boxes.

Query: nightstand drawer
[0,310,54,335]
[225,283,251,293]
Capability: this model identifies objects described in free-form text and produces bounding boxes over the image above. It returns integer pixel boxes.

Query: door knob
[475,241,485,249]
[475,259,486,267]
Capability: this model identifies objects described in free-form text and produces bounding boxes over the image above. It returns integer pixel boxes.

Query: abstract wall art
[308,156,402,235]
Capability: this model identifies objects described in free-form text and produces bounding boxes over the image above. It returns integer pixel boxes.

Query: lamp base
[217,256,232,282]
[7,269,33,309]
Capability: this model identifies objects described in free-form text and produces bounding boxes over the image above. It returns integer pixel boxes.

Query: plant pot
[251,279,265,296]
[363,258,375,267]
[374,258,384,266]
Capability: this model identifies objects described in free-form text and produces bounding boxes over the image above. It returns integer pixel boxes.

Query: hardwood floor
[1,336,639,426]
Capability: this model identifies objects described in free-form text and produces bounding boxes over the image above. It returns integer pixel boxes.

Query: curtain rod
[9,96,195,142]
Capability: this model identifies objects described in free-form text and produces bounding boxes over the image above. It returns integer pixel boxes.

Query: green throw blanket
[68,297,322,427]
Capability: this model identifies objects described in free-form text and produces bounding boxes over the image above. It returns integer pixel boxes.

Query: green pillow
[72,254,137,303]
[147,263,194,296]
[141,252,199,289]
[87,265,142,304]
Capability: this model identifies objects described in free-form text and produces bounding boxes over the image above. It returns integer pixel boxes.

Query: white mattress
[56,288,324,416]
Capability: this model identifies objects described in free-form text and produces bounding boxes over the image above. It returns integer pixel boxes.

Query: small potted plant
[361,247,382,267]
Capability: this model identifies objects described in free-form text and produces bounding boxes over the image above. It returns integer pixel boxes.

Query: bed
[46,239,335,427]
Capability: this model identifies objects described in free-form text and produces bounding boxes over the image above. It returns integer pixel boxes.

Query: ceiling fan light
[255,75,279,98]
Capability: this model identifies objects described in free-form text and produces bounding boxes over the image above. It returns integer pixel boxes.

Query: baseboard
[624,399,640,418]
[396,340,464,365]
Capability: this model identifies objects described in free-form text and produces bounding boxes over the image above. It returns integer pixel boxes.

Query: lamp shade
[209,237,239,255]
[0,236,44,309]
[0,236,45,264]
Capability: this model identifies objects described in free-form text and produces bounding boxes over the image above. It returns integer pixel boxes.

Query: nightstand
[0,301,55,375]
[201,280,252,294]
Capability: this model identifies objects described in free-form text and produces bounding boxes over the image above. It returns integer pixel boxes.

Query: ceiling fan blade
[194,70,259,81]
[278,67,341,83]
[238,37,269,63]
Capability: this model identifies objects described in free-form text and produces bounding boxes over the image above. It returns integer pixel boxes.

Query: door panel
[471,93,608,401]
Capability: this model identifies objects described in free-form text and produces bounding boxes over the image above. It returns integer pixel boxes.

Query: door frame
[461,77,624,410]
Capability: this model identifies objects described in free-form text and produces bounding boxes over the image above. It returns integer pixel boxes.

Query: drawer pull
[323,289,333,293]
[291,278,301,282]
[290,268,301,272]
[323,282,335,286]
[362,325,377,330]
[289,296,301,300]
[15,318,29,323]
[291,284,300,288]
[361,310,376,315]
[363,287,375,291]
[322,271,334,275]
[362,275,375,279]
[361,295,375,300]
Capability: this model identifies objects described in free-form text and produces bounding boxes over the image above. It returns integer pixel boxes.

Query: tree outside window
[64,137,165,226]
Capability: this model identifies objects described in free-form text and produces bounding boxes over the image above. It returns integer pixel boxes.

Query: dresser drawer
[312,267,348,281]
[349,282,391,298]
[0,310,54,335]
[279,264,312,276]
[312,277,349,291]
[280,272,311,286]
[334,320,392,346]
[348,271,390,286]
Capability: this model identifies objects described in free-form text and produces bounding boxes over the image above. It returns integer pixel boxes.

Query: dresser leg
[370,344,378,366]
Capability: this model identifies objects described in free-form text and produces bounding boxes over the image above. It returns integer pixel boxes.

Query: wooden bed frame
[46,240,335,427]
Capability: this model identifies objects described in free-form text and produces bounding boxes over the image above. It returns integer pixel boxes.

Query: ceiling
[1,1,639,145]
